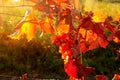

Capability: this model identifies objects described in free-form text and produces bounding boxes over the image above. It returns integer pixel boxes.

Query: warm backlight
[13,0,20,2]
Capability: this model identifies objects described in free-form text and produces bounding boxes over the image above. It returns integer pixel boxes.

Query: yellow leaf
[92,11,107,22]
[9,14,38,41]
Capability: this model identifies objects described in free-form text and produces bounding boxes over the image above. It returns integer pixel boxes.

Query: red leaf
[104,19,114,32]
[64,59,95,79]
[95,75,106,80]
[88,39,99,51]
[47,0,56,5]
[98,36,108,48]
[106,24,114,32]
[20,73,27,80]
[78,13,108,53]
[108,29,120,43]
[79,27,108,53]
[79,39,89,53]
[114,30,120,39]
[112,74,120,80]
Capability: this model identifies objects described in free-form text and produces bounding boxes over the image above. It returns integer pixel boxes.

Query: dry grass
[84,1,120,18]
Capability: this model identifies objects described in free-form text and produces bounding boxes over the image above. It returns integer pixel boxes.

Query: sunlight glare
[13,0,19,2]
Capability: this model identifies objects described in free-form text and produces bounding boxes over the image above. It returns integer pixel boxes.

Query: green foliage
[0,32,67,79]
[83,42,120,79]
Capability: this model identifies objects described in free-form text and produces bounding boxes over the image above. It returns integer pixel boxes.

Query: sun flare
[13,0,19,2]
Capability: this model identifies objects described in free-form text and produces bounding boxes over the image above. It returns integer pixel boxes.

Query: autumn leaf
[56,0,69,3]
[31,0,69,12]
[115,14,120,21]
[79,27,108,53]
[104,18,114,32]
[78,14,108,53]
[33,5,47,12]
[30,0,40,3]
[47,0,56,5]
[73,0,81,10]
[57,8,73,34]
[95,75,106,80]
[31,0,73,33]
[15,10,32,29]
[108,28,120,43]
[112,74,120,80]
[20,73,27,80]
[57,18,70,34]
[71,10,82,24]
[92,11,107,22]
[9,13,38,42]
[0,16,2,25]
[39,17,55,34]
[32,1,48,12]
[64,59,95,79]
[51,33,79,63]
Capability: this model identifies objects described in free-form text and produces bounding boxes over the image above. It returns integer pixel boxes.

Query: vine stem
[80,51,84,80]
[77,27,84,80]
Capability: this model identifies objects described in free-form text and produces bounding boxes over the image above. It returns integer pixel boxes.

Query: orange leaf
[0,16,2,25]
[30,0,39,3]
[47,0,56,5]
[33,5,47,12]
[73,0,80,10]
[56,0,69,5]
[92,11,107,22]
[57,8,72,34]
[115,14,120,21]
[57,19,70,34]
[39,18,55,34]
